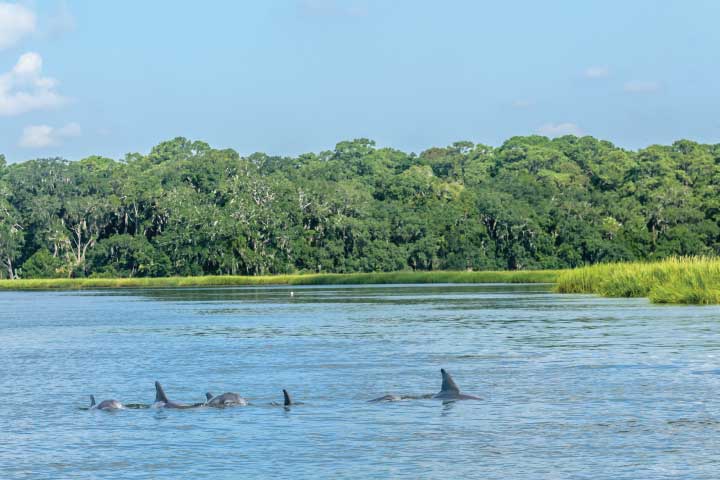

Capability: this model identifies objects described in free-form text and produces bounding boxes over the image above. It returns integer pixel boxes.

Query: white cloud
[0,52,67,116]
[19,122,81,148]
[0,3,36,50]
[13,51,43,76]
[536,122,584,137]
[624,81,660,93]
[584,66,609,78]
[19,125,54,148]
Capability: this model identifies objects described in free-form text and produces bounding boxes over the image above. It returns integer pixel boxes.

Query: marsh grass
[7,260,718,304]
[555,256,720,304]
[0,270,560,291]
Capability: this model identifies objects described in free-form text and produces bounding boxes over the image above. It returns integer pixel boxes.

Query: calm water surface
[2,284,720,479]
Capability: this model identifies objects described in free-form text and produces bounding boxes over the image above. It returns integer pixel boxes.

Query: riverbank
[4,259,719,305]
[555,256,720,304]
[0,270,560,290]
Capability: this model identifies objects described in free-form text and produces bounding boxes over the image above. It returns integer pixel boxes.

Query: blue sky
[1,0,719,163]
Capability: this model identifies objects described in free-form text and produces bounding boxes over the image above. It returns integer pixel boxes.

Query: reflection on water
[2,284,720,479]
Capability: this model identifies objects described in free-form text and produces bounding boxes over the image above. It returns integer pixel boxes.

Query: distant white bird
[290,291,294,297]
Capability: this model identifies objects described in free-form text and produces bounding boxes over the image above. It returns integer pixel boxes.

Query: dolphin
[153,381,201,409]
[270,389,301,407]
[433,368,481,401]
[204,391,248,407]
[89,395,124,410]
[370,369,480,402]
[283,389,292,406]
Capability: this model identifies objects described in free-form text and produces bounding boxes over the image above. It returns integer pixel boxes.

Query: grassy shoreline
[0,270,560,291]
[3,259,720,305]
[555,257,720,305]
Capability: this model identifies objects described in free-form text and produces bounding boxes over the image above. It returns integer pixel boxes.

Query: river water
[1,284,720,479]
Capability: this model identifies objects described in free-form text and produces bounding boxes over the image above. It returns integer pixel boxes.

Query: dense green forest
[1,135,718,279]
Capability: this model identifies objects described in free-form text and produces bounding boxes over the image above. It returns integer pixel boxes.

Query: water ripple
[2,284,720,479]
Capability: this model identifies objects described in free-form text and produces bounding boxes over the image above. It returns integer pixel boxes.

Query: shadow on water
[74,283,554,303]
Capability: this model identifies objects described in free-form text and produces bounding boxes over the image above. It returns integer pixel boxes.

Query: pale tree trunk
[68,223,97,267]
[75,224,82,264]
[6,257,14,280]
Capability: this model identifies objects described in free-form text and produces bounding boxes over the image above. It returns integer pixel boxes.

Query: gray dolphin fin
[283,389,292,406]
[155,381,169,403]
[205,392,213,401]
[90,395,96,407]
[440,368,461,394]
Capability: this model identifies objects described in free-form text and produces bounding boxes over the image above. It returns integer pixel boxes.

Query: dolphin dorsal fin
[90,395,96,407]
[205,392,213,401]
[283,389,292,406]
[440,368,461,394]
[155,381,169,403]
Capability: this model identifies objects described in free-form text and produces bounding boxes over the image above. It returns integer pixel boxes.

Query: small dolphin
[270,389,302,407]
[433,368,481,401]
[204,391,248,407]
[153,381,200,409]
[89,395,124,410]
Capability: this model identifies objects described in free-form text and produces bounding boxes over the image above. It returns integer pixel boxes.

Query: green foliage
[19,248,64,279]
[0,186,23,279]
[1,135,719,280]
[87,234,170,277]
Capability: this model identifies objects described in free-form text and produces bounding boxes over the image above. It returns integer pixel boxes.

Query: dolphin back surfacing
[154,381,200,408]
[90,394,124,410]
[433,368,481,400]
[205,392,248,407]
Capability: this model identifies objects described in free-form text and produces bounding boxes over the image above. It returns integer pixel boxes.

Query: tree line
[1,135,718,279]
